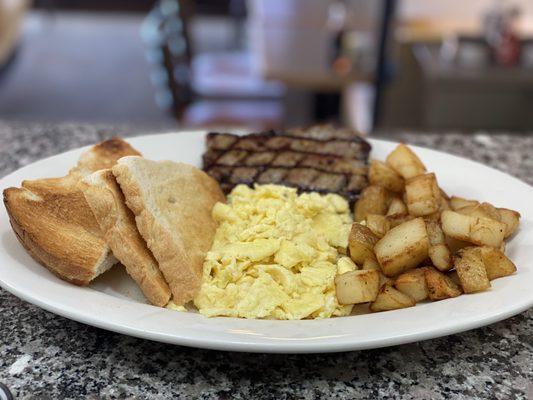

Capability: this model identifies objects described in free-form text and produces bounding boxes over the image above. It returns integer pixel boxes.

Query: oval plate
[0,132,532,353]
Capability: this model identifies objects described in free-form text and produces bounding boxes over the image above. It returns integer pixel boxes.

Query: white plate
[1,132,532,354]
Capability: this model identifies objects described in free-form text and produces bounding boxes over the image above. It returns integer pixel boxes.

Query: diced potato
[425,219,452,271]
[428,244,452,272]
[368,160,405,192]
[369,283,416,312]
[366,214,390,238]
[378,271,392,288]
[450,196,480,211]
[335,270,380,305]
[354,186,390,222]
[454,247,491,293]
[425,267,462,300]
[349,223,379,264]
[385,143,426,179]
[447,270,462,288]
[497,208,520,238]
[445,236,472,253]
[479,247,517,280]
[386,213,414,228]
[362,257,381,271]
[439,194,451,211]
[394,268,428,302]
[387,197,408,216]
[374,218,430,277]
[456,203,501,222]
[439,188,450,202]
[405,173,441,216]
[425,219,445,245]
[441,210,506,248]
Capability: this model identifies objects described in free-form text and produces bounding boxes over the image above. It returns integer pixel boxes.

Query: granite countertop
[0,121,532,400]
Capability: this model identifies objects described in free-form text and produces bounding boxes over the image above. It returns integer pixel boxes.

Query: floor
[0,11,176,128]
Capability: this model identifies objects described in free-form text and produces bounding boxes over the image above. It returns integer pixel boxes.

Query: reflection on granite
[0,121,532,400]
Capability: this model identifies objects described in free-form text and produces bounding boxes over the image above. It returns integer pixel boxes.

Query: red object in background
[495,28,521,67]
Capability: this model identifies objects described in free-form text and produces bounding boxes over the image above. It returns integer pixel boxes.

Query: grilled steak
[202,125,371,204]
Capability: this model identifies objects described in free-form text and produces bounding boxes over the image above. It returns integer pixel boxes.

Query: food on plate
[344,142,519,313]
[353,185,390,222]
[441,210,506,248]
[3,138,139,285]
[387,197,408,216]
[404,173,441,216]
[348,223,379,264]
[335,269,380,305]
[426,219,452,271]
[81,169,171,307]
[453,247,491,293]
[3,132,522,319]
[202,125,371,205]
[112,156,225,306]
[374,217,430,277]
[479,247,517,280]
[365,214,390,238]
[424,267,462,300]
[385,143,426,179]
[497,208,520,238]
[368,160,404,193]
[369,283,415,312]
[193,184,354,319]
[394,268,428,302]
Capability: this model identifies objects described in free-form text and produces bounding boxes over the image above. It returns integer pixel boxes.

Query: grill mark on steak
[203,126,371,203]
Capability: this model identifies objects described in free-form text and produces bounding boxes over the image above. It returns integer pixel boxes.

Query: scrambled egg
[194,184,355,319]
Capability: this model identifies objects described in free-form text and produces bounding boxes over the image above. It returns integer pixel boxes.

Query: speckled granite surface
[0,121,532,400]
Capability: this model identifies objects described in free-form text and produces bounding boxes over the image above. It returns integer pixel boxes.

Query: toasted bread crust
[81,170,171,306]
[3,137,140,285]
[70,137,142,178]
[4,186,115,285]
[113,157,225,305]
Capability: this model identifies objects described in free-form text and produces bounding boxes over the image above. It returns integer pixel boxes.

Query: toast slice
[3,138,140,285]
[81,170,171,306]
[112,157,225,305]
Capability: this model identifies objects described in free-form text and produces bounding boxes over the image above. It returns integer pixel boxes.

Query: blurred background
[1,0,532,134]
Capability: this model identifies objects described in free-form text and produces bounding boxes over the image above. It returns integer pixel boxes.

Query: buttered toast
[81,170,171,306]
[112,157,225,305]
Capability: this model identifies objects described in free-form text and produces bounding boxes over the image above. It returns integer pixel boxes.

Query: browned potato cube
[349,223,379,264]
[425,267,462,300]
[366,214,390,238]
[445,236,472,253]
[374,218,430,277]
[369,283,416,312]
[429,244,452,272]
[369,160,405,193]
[405,173,441,216]
[479,247,517,280]
[354,186,390,222]
[441,210,506,248]
[497,208,520,238]
[387,197,408,216]
[362,257,381,271]
[394,268,428,302]
[456,203,501,222]
[450,196,479,211]
[425,219,452,271]
[454,247,491,293]
[447,270,462,288]
[385,143,426,179]
[425,219,445,244]
[335,270,380,304]
[386,213,414,228]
